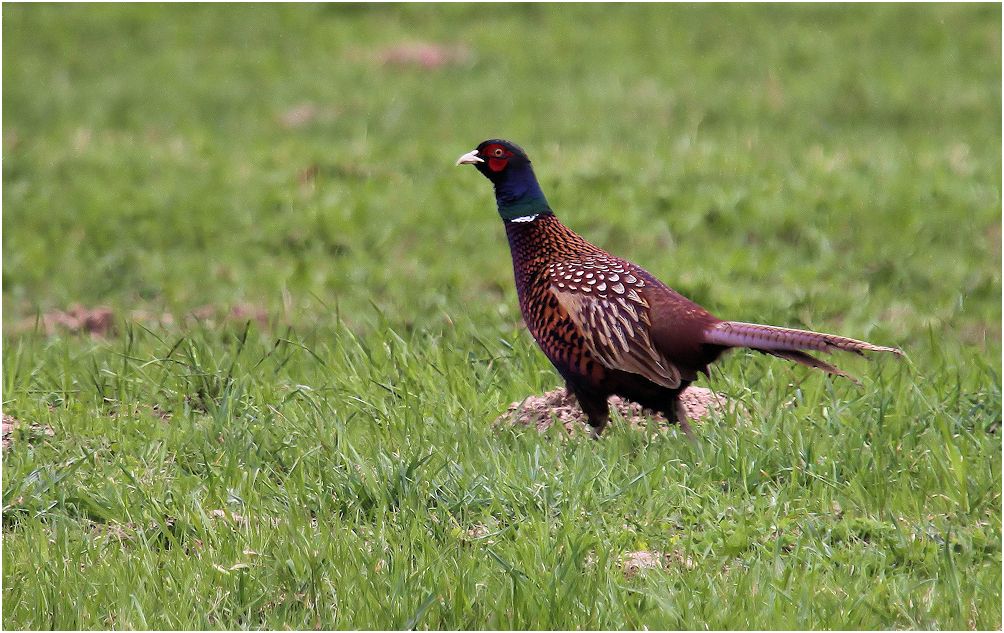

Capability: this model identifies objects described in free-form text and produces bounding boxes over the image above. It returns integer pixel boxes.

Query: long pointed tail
[703,321,902,378]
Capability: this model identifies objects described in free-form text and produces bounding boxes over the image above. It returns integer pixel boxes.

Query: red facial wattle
[482,143,512,172]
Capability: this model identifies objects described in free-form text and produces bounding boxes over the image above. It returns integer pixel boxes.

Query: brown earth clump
[619,550,697,578]
[498,385,729,434]
[2,413,55,451]
[14,304,116,337]
[1,414,15,451]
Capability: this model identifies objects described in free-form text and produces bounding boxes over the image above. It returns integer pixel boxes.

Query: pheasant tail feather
[764,349,860,384]
[705,321,904,357]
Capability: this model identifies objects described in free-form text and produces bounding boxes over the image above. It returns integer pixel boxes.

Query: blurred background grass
[4,3,999,341]
[2,4,1001,629]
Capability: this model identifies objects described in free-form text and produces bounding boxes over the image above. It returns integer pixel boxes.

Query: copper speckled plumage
[458,139,903,437]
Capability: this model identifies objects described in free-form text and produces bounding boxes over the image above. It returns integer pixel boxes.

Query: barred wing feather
[549,261,681,389]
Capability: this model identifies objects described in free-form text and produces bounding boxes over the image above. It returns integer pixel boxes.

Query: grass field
[2,3,1001,629]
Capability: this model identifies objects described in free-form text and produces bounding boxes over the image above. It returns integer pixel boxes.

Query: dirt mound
[499,386,728,434]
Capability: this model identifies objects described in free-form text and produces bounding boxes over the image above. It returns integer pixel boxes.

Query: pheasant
[457,139,903,438]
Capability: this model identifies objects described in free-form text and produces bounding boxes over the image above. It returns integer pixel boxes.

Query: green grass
[3,3,1001,629]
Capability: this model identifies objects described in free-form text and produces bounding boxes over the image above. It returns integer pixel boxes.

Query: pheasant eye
[493,148,505,157]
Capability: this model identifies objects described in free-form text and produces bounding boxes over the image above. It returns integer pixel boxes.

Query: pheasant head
[457,139,552,221]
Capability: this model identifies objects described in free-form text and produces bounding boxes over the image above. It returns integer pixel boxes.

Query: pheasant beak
[455,149,484,166]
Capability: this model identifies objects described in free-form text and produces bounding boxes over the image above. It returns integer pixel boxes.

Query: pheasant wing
[548,260,682,389]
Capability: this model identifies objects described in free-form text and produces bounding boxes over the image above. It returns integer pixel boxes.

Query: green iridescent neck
[498,195,552,221]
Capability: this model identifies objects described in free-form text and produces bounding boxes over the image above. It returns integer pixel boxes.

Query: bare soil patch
[1,414,14,451]
[275,102,340,130]
[13,304,116,337]
[377,42,473,69]
[9,303,274,337]
[2,413,55,451]
[619,550,697,578]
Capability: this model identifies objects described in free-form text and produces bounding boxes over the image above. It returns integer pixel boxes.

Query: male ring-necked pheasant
[457,139,902,437]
